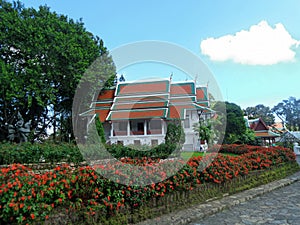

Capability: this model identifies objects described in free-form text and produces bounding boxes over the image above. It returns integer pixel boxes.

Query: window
[114,122,127,131]
[137,122,144,132]
[149,120,162,130]
[113,122,127,136]
[130,120,145,135]
[147,120,162,134]
[184,115,190,128]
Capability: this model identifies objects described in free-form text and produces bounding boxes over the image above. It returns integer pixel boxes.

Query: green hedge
[106,143,179,159]
[0,142,84,165]
[0,142,181,165]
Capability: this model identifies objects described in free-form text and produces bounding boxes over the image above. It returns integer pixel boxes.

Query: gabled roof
[79,108,111,122]
[248,118,269,131]
[168,103,212,119]
[115,79,169,96]
[107,108,168,121]
[80,78,213,122]
[114,94,169,103]
[254,130,280,138]
[170,81,195,96]
[111,101,168,110]
[196,86,209,102]
[97,89,115,101]
[279,131,300,143]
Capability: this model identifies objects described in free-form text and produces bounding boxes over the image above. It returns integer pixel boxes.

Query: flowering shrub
[210,144,262,155]
[0,145,296,224]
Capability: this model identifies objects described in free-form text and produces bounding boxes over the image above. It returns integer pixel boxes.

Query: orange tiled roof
[196,87,208,101]
[114,95,169,103]
[111,101,168,110]
[81,79,212,121]
[116,80,169,96]
[97,89,115,101]
[168,103,210,119]
[79,108,111,123]
[107,109,168,121]
[170,96,196,103]
[170,82,195,96]
[254,131,280,138]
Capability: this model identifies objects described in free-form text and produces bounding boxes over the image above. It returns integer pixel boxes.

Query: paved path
[138,168,300,225]
[189,180,300,225]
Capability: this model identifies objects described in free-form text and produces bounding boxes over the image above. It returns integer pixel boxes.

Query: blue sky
[18,0,300,109]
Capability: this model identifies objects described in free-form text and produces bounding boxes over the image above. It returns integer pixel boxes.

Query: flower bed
[0,145,297,224]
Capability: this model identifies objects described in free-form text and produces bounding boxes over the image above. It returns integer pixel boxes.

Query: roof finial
[194,74,198,83]
[170,72,173,81]
[119,74,125,82]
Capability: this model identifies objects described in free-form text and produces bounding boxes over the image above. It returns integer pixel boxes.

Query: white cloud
[200,20,300,65]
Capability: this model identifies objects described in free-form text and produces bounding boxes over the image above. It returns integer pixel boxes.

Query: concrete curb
[137,171,300,225]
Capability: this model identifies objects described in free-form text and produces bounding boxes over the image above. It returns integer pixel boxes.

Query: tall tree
[0,0,116,141]
[214,101,254,144]
[272,97,300,131]
[244,104,275,126]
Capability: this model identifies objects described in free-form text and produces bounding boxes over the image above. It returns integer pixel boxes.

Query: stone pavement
[137,159,300,225]
[189,176,300,225]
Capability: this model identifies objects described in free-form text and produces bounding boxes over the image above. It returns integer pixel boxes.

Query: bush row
[0,142,180,165]
[106,143,178,159]
[210,144,265,155]
[0,142,84,165]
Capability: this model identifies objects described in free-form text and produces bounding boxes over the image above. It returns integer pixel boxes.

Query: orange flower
[30,213,35,219]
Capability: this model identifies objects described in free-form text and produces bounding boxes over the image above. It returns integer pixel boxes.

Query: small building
[269,122,287,134]
[245,117,280,146]
[80,78,213,151]
[279,131,300,144]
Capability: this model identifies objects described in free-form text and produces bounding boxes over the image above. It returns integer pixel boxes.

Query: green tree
[193,120,213,147]
[244,104,275,126]
[95,115,106,144]
[165,119,185,146]
[0,0,115,142]
[213,101,254,144]
[272,97,300,131]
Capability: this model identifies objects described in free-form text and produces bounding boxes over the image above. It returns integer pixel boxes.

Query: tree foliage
[95,115,106,144]
[0,0,115,142]
[165,119,185,146]
[213,101,254,144]
[244,104,275,126]
[272,97,300,131]
[193,122,213,147]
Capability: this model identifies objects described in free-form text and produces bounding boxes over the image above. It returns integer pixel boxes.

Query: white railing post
[294,142,300,155]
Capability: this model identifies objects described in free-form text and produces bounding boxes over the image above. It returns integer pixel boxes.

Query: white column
[161,120,165,135]
[144,120,147,135]
[110,122,114,137]
[127,121,130,136]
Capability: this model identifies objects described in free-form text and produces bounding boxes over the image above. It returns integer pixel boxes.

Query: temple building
[245,117,280,146]
[80,78,213,151]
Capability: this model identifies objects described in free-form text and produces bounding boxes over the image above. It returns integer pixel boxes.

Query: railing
[294,143,300,155]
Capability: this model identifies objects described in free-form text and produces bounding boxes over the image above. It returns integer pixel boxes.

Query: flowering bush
[0,145,296,224]
[210,144,262,155]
